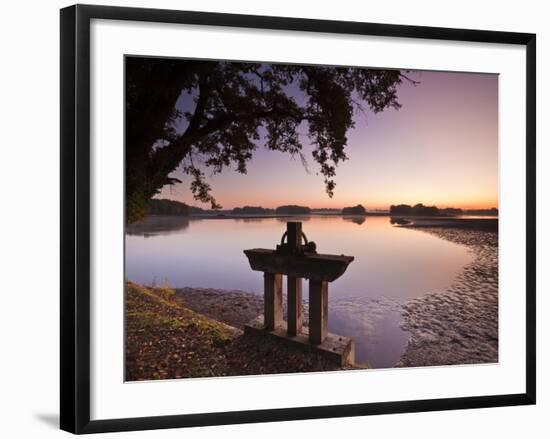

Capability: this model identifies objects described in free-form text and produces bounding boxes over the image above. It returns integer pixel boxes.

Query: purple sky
[157,68,498,210]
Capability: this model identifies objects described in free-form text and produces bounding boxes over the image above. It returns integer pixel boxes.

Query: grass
[125,281,350,381]
[125,282,238,380]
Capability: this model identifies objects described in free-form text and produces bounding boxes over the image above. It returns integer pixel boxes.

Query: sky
[157,68,498,211]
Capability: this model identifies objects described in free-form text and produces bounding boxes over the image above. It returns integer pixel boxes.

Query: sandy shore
[396,227,498,367]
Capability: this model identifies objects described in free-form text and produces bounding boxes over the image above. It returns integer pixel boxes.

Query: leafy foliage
[126,57,408,223]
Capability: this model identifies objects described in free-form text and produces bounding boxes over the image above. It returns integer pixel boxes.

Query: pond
[126,215,473,368]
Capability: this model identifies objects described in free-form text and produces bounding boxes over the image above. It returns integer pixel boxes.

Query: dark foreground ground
[125,282,349,381]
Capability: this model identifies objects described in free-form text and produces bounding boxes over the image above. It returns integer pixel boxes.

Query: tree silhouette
[126,57,411,223]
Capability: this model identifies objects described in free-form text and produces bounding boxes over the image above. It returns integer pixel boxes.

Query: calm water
[126,215,473,368]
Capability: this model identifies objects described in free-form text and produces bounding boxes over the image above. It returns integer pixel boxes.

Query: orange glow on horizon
[156,69,498,213]
[160,190,498,211]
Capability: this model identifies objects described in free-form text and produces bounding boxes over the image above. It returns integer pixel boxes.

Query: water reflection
[125,214,473,300]
[343,215,366,225]
[390,217,412,225]
[125,215,473,367]
[329,297,408,368]
[126,215,190,237]
[275,216,312,223]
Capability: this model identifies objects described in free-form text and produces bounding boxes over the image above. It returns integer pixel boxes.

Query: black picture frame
[60,4,536,434]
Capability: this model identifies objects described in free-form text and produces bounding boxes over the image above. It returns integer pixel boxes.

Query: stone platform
[244,315,355,367]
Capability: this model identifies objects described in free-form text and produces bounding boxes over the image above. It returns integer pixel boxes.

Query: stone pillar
[287,276,302,336]
[264,272,282,330]
[286,222,302,250]
[309,279,328,344]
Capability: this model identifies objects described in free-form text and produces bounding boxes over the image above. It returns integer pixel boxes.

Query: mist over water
[126,215,473,367]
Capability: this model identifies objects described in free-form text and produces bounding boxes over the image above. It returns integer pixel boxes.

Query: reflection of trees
[276,216,311,223]
[126,215,190,237]
[389,217,411,226]
[236,217,271,223]
[343,216,366,225]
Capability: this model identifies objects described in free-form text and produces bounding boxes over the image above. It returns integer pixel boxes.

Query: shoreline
[396,226,498,367]
[125,282,348,380]
[186,212,389,219]
[175,287,265,328]
[155,213,497,220]
[175,287,311,329]
[401,217,498,231]
[173,224,498,369]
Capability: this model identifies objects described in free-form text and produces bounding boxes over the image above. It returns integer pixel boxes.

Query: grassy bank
[125,282,346,380]
[125,282,239,380]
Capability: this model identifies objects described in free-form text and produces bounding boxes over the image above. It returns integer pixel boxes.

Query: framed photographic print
[60,4,536,434]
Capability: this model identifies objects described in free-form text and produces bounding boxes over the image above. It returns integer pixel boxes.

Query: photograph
[0,0,542,435]
[124,56,499,381]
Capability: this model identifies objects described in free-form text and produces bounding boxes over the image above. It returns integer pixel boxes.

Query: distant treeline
[148,199,205,216]
[275,205,311,214]
[231,205,370,215]
[440,207,463,215]
[231,206,275,215]
[147,200,369,216]
[390,203,439,216]
[147,199,497,218]
[311,208,341,213]
[148,198,189,216]
[390,203,498,216]
[342,204,367,215]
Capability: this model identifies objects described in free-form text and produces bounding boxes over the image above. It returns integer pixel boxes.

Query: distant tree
[126,57,412,223]
[147,198,189,216]
[390,203,440,216]
[342,204,367,215]
[275,205,311,214]
[231,206,274,215]
[440,207,463,215]
[390,204,413,215]
[412,203,439,216]
[186,205,206,215]
[311,208,341,212]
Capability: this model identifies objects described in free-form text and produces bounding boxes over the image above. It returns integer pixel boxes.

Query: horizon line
[154,196,498,211]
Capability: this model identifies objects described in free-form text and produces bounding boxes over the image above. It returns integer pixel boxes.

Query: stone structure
[243,222,355,365]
